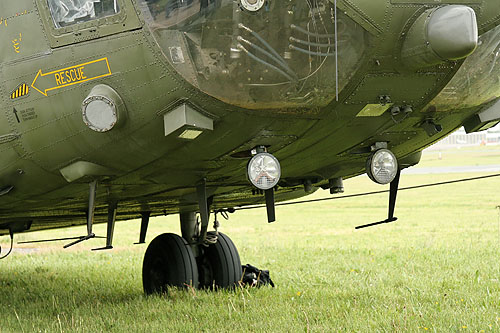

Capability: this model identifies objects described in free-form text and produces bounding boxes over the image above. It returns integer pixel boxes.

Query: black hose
[289,36,334,48]
[238,36,297,80]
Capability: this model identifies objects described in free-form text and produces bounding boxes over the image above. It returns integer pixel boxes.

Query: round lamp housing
[366,149,398,185]
[240,0,265,12]
[247,152,281,190]
[82,85,125,133]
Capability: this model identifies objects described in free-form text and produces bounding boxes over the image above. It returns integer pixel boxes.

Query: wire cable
[289,36,334,48]
[234,173,500,211]
[334,0,339,101]
[290,24,335,38]
[0,229,14,260]
[289,45,335,57]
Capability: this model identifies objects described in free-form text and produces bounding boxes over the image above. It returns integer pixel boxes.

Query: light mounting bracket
[356,168,401,229]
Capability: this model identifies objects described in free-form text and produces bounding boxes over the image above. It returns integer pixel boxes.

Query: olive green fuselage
[0,0,499,234]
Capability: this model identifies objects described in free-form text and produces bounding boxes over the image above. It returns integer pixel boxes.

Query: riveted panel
[0,0,50,63]
[477,0,500,33]
[346,73,444,105]
[336,0,389,35]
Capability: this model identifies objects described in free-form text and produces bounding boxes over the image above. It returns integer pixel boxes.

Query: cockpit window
[47,0,120,28]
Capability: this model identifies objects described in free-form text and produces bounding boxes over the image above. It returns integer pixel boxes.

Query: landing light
[82,85,124,133]
[247,153,281,190]
[82,97,117,132]
[366,149,398,185]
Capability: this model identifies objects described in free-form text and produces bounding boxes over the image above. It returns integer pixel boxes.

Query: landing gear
[142,214,242,294]
[142,233,198,295]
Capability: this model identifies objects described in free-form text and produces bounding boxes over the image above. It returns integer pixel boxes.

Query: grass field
[1,146,500,332]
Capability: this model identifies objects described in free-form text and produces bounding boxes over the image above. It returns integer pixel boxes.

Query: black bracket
[93,201,118,251]
[65,180,98,248]
[356,169,401,230]
[134,211,151,245]
[265,188,276,223]
[64,233,96,248]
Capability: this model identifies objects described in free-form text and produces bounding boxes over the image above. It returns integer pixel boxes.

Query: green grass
[2,147,500,332]
[416,145,500,168]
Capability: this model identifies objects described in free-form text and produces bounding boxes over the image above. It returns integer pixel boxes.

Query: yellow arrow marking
[31,57,112,97]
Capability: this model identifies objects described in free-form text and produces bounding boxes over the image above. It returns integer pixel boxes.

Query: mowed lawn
[1,146,500,332]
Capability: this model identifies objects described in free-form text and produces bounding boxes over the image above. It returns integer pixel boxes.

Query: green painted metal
[0,0,499,235]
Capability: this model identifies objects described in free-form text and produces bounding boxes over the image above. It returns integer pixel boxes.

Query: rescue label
[54,67,87,86]
[31,58,111,96]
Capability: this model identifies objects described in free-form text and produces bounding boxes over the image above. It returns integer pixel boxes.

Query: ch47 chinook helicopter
[0,0,499,293]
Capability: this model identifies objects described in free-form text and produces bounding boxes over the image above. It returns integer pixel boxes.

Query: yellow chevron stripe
[10,83,29,99]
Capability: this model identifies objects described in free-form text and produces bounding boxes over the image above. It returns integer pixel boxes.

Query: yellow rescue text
[54,67,87,86]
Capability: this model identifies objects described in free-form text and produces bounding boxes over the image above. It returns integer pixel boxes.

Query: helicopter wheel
[142,233,199,295]
[198,232,242,289]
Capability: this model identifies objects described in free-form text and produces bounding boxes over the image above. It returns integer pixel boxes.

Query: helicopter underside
[0,1,499,238]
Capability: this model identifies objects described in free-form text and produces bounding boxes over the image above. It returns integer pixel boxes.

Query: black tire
[198,232,242,289]
[142,233,198,295]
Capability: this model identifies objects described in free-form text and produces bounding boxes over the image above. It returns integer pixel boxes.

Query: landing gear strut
[142,211,242,294]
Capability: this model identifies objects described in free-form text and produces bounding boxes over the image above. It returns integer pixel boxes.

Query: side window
[47,0,120,28]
